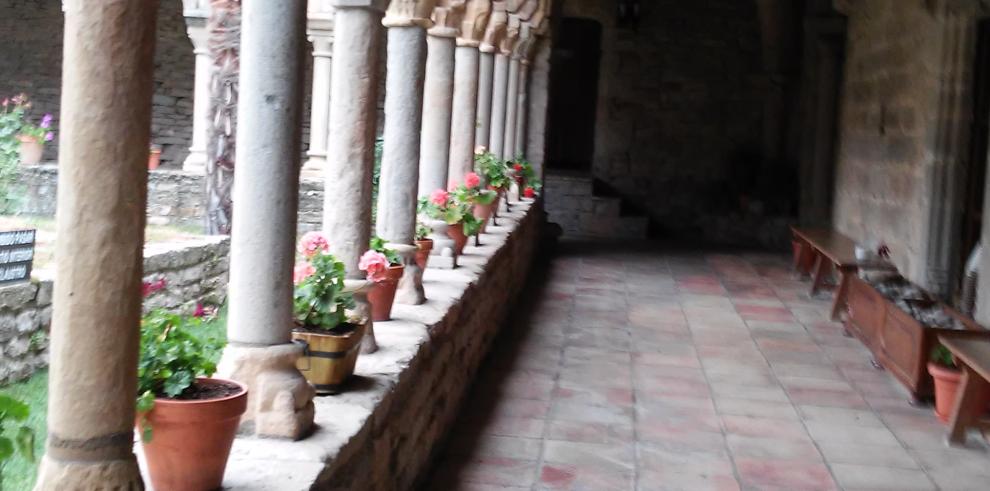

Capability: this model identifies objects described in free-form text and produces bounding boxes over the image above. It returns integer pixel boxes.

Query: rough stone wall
[556,0,773,239]
[831,0,941,282]
[0,236,230,385]
[16,164,326,232]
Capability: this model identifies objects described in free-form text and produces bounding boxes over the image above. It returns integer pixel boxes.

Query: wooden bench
[939,336,990,444]
[791,227,860,320]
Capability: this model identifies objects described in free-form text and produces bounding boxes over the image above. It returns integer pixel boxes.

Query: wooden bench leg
[948,364,990,445]
[830,268,853,321]
[792,239,805,273]
[809,254,828,297]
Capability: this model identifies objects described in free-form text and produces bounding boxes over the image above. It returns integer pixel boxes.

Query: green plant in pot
[136,308,246,491]
[362,236,403,322]
[476,148,510,220]
[0,394,34,490]
[457,172,499,235]
[2,94,54,167]
[414,220,433,270]
[418,188,482,256]
[292,231,367,394]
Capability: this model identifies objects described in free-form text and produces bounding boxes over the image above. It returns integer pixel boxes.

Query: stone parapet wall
[0,236,231,385]
[218,200,544,490]
[16,164,325,232]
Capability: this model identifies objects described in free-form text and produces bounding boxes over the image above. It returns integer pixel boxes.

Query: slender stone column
[514,60,529,157]
[182,2,210,173]
[378,0,436,305]
[216,0,315,440]
[302,2,335,177]
[476,1,506,149]
[418,1,463,195]
[448,1,491,184]
[489,52,509,158]
[503,53,520,160]
[34,1,156,487]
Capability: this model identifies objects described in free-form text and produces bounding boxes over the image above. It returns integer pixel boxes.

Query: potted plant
[459,172,499,234]
[419,188,482,255]
[2,95,53,166]
[361,236,403,321]
[928,343,990,423]
[511,158,537,195]
[136,309,246,491]
[476,147,511,218]
[148,144,162,170]
[291,231,366,394]
[414,221,433,270]
[0,394,34,489]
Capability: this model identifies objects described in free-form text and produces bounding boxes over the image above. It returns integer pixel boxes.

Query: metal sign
[0,229,35,285]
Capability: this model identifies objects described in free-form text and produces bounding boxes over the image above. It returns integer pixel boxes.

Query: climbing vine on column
[205,0,240,235]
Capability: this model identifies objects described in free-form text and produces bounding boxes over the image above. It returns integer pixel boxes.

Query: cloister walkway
[426,242,990,491]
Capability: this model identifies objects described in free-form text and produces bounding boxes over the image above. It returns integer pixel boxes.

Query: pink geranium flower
[293,262,316,284]
[430,189,450,206]
[299,231,329,259]
[465,172,481,189]
[359,250,390,283]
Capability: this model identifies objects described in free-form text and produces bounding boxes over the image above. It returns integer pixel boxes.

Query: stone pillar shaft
[378,21,429,304]
[419,33,456,196]
[35,1,156,486]
[514,61,529,157]
[475,50,495,149]
[449,45,481,185]
[183,19,210,173]
[503,55,520,160]
[303,35,333,175]
[489,52,509,158]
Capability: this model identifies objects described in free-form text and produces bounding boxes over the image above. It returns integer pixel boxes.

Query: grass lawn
[0,309,226,490]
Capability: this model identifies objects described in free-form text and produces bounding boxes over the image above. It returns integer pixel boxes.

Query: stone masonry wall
[557,0,774,240]
[831,0,941,283]
[0,236,230,385]
[16,164,326,232]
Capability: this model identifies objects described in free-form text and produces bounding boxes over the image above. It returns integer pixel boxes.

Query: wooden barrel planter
[292,321,366,395]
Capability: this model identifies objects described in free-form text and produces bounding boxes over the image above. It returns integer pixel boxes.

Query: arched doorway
[546,17,602,173]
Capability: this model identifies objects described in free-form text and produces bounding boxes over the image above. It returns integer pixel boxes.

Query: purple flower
[44,132,54,142]
[40,113,52,128]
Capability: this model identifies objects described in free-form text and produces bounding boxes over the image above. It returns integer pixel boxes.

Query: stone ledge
[195,199,543,490]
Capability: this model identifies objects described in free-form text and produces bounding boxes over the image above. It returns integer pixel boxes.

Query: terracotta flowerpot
[447,222,468,255]
[17,135,43,166]
[148,149,162,170]
[293,322,366,394]
[415,239,433,270]
[139,378,247,491]
[367,264,404,321]
[474,202,495,234]
[929,362,990,423]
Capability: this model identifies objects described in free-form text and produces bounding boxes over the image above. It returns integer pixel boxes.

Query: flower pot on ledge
[292,321,366,395]
[447,222,469,255]
[474,202,495,234]
[415,239,433,270]
[367,264,404,321]
[148,146,162,170]
[17,135,43,166]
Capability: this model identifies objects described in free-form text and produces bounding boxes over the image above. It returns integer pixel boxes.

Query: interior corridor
[425,242,990,491]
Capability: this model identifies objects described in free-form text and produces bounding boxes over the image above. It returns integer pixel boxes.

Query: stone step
[544,171,648,239]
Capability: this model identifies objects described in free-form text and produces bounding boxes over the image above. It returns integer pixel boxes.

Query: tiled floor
[426,242,990,491]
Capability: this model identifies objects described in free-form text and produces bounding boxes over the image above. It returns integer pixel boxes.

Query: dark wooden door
[546,18,602,172]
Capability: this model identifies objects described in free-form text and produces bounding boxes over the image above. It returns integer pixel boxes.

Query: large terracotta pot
[473,202,495,234]
[292,322,366,394]
[367,264,404,321]
[447,222,468,255]
[929,362,990,423]
[17,135,43,166]
[139,378,247,491]
[415,239,433,270]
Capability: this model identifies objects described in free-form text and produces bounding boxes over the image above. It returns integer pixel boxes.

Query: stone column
[34,1,156,488]
[418,1,463,195]
[489,52,510,158]
[475,1,506,149]
[514,60,529,157]
[322,0,386,353]
[377,0,435,305]
[182,1,210,173]
[526,34,551,176]
[302,2,335,177]
[503,52,520,160]
[216,0,314,440]
[448,0,492,185]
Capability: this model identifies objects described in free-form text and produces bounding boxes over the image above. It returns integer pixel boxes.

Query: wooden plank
[791,227,859,267]
[941,337,990,382]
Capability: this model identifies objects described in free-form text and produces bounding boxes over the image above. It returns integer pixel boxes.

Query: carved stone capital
[499,14,521,55]
[514,0,539,20]
[429,0,466,37]
[457,0,492,47]
[480,0,508,52]
[307,0,336,33]
[383,0,437,28]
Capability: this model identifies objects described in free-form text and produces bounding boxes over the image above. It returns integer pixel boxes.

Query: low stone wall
[0,235,231,385]
[219,199,544,490]
[16,164,325,231]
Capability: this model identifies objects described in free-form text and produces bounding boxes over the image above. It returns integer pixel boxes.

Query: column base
[389,243,426,304]
[216,343,315,440]
[426,219,458,269]
[34,455,143,490]
[182,150,207,174]
[300,156,326,179]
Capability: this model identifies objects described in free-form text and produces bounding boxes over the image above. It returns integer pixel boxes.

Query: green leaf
[0,437,13,462]
[14,426,34,462]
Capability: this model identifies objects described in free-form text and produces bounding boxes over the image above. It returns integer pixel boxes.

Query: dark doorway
[957,19,990,294]
[546,17,602,172]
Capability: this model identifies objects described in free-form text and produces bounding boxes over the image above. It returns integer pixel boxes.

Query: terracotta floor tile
[734,458,838,490]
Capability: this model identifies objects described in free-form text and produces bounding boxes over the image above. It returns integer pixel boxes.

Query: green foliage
[136,310,223,442]
[452,182,497,206]
[418,190,484,237]
[930,344,956,368]
[0,96,37,214]
[0,371,46,491]
[475,151,510,190]
[369,236,401,265]
[415,221,431,241]
[0,394,34,485]
[293,252,355,330]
